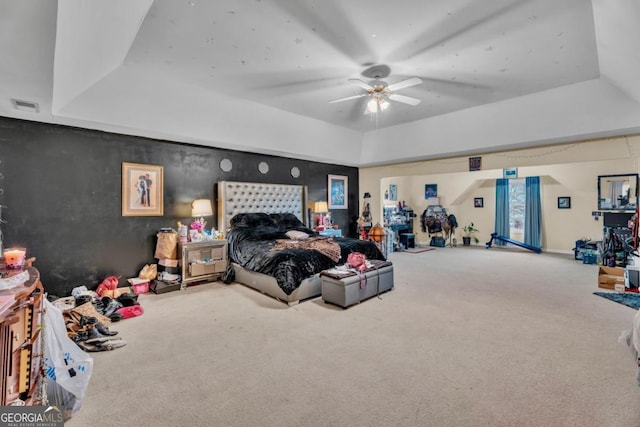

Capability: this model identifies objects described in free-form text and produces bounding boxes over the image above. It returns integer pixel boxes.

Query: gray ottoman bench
[320,260,394,308]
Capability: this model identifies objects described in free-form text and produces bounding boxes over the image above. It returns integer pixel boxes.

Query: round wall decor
[219,158,233,172]
[258,161,270,174]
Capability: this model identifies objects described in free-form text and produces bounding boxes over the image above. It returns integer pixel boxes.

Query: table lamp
[313,201,328,228]
[191,199,213,223]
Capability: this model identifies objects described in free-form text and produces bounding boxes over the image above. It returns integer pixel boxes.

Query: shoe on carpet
[77,339,127,352]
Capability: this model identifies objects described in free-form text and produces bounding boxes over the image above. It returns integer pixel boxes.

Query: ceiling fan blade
[387,77,422,92]
[389,93,422,106]
[348,78,373,90]
[329,93,367,104]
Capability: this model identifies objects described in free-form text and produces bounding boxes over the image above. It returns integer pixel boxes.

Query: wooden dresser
[0,261,45,405]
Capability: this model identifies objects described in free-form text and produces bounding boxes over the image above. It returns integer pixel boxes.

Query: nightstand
[178,239,228,288]
[318,228,342,238]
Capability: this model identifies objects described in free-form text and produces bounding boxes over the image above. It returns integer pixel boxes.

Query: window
[509,178,525,233]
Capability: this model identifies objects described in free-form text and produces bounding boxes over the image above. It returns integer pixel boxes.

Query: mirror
[598,173,639,211]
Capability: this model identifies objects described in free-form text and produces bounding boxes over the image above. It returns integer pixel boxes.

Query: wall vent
[11,99,39,113]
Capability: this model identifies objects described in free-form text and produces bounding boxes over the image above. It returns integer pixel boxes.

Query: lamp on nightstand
[191,199,213,223]
[312,201,328,229]
[190,199,213,241]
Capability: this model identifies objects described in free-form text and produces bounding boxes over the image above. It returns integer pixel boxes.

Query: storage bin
[132,281,149,294]
[321,261,394,308]
[430,236,445,247]
[582,250,597,264]
[400,233,415,249]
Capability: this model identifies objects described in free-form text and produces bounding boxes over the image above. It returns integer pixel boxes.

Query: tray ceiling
[1,0,639,166]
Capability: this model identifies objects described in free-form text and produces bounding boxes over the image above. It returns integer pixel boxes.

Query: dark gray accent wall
[0,117,359,297]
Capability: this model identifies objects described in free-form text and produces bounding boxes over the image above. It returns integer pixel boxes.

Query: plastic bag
[43,299,93,418]
[139,264,157,280]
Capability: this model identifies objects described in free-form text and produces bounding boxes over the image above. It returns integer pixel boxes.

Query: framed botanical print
[122,162,164,216]
[328,174,348,209]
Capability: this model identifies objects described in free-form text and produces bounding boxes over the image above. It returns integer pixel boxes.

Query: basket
[132,281,149,294]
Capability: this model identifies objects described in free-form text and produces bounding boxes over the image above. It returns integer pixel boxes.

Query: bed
[217,181,386,305]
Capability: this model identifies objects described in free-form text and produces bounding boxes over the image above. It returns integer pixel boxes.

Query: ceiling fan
[329,65,422,114]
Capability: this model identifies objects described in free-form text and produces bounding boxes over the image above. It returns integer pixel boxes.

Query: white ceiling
[1,0,640,166]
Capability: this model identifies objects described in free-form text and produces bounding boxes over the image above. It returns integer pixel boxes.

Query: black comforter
[226,213,385,295]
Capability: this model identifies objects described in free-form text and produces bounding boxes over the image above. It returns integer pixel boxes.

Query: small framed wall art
[474,197,484,208]
[389,184,397,201]
[328,174,348,209]
[425,184,438,199]
[122,162,164,216]
[469,157,482,171]
[503,168,518,179]
[557,196,571,209]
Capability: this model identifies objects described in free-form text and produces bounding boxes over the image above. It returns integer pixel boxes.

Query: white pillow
[286,230,309,240]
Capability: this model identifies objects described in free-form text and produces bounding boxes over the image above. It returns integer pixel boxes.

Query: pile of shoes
[56,287,141,353]
[51,283,146,353]
[63,299,126,353]
[64,310,126,352]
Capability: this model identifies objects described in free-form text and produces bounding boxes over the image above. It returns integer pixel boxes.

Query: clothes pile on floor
[51,279,145,352]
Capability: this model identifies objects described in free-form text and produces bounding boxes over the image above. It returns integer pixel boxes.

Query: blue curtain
[495,178,510,245]
[525,176,542,248]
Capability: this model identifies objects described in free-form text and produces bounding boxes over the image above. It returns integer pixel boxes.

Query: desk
[318,229,342,238]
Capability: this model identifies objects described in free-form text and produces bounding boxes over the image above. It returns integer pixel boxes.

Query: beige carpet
[68,247,640,427]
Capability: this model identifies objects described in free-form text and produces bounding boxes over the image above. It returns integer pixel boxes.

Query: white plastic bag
[43,298,93,417]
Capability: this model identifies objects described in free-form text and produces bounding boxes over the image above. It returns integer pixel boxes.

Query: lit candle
[3,248,26,270]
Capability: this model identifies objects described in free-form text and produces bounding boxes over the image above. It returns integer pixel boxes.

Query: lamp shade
[313,201,328,213]
[191,199,213,217]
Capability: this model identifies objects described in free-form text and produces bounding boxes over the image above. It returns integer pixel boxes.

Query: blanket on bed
[226,213,386,295]
[271,236,341,262]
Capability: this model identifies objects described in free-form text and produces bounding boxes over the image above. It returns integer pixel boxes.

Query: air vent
[11,99,39,113]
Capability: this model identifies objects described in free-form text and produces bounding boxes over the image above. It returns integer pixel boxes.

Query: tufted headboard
[217,181,309,232]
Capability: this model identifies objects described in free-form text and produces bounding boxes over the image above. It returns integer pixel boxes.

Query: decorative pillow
[230,213,277,229]
[285,230,310,240]
[269,213,305,230]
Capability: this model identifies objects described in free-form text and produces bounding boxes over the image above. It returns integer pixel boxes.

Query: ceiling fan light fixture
[367,97,389,113]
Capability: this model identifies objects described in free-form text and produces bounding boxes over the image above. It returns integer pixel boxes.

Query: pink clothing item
[116,305,144,319]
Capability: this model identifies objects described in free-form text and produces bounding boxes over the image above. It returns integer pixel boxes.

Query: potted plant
[462,222,479,246]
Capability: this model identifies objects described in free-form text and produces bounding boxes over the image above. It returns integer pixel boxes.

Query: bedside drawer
[189,260,226,276]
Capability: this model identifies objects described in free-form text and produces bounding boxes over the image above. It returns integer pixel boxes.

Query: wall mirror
[597,173,639,211]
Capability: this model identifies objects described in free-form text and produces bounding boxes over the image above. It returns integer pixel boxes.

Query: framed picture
[469,156,482,171]
[122,162,164,216]
[474,197,484,208]
[503,168,518,179]
[557,196,571,209]
[425,184,438,199]
[328,174,348,209]
[389,184,397,201]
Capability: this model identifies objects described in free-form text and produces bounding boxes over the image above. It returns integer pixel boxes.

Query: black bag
[430,236,446,247]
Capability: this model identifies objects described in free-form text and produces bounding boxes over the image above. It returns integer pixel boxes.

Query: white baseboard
[544,249,573,255]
